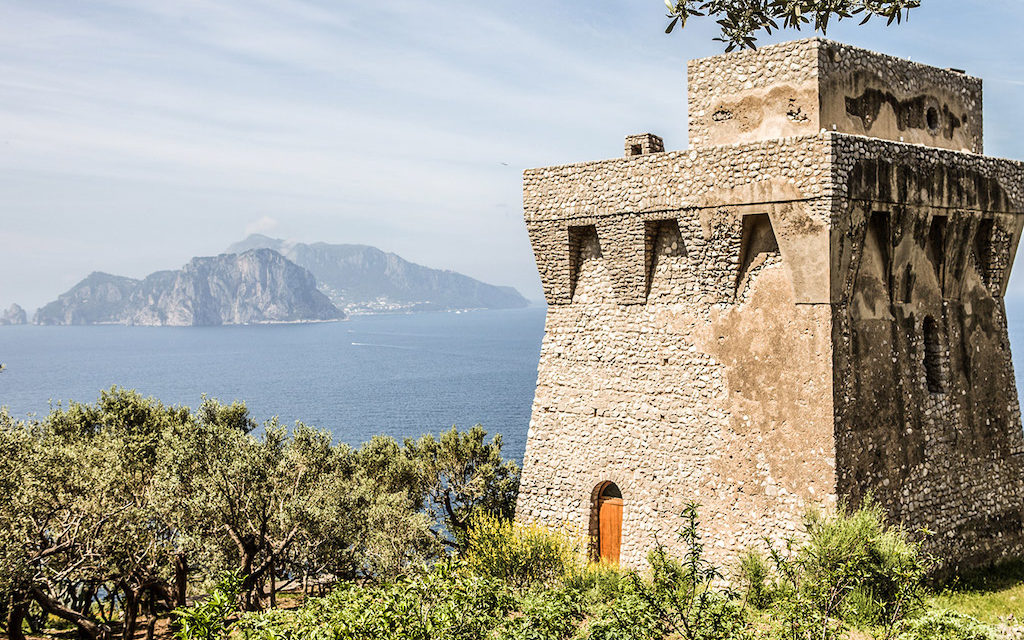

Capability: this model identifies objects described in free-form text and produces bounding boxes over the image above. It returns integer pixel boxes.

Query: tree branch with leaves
[664,0,922,51]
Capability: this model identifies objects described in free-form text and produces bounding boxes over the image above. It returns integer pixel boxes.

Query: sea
[4,303,1024,465]
[0,307,547,462]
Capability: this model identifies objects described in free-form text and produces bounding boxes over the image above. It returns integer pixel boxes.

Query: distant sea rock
[0,304,27,325]
[227,234,529,314]
[34,249,343,326]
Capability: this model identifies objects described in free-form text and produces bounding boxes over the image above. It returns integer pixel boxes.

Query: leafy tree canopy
[664,0,922,51]
[0,388,520,640]
[405,426,521,549]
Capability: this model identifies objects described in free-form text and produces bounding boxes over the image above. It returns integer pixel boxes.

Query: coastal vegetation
[1,387,1021,640]
[0,388,516,640]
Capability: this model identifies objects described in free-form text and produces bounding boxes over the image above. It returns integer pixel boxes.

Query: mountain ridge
[226,234,529,314]
[35,249,342,326]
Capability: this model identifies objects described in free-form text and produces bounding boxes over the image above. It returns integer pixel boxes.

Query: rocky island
[34,249,342,326]
[0,304,27,325]
[228,235,529,314]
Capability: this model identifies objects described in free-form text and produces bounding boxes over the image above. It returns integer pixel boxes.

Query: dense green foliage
[2,387,1018,640]
[0,388,518,640]
[236,559,515,640]
[751,500,930,639]
[173,573,243,640]
[464,513,580,588]
[213,500,990,640]
[662,0,921,50]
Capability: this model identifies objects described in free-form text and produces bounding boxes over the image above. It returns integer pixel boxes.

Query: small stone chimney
[624,133,664,157]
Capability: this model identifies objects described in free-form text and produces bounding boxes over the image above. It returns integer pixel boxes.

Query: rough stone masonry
[514,38,1024,570]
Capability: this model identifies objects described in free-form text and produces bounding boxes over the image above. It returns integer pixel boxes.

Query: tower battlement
[516,40,1024,571]
[524,136,1024,307]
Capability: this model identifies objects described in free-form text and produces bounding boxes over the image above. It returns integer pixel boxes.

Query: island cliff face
[0,304,27,325]
[35,249,343,326]
[228,235,529,313]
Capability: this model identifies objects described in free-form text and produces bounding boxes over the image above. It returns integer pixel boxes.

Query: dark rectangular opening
[927,215,948,286]
[923,316,946,394]
[867,212,892,300]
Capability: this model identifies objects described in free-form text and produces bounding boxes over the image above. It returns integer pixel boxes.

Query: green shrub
[766,579,843,640]
[587,504,750,640]
[585,571,747,640]
[767,499,929,639]
[233,607,297,640]
[498,586,584,640]
[897,609,998,640]
[174,571,243,640]
[583,579,661,640]
[464,513,581,589]
[737,549,772,610]
[564,560,630,605]
[237,559,512,640]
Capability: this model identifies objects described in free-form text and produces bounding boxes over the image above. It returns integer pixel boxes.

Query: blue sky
[2,0,1024,310]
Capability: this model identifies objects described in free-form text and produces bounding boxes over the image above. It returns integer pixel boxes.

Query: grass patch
[928,559,1024,625]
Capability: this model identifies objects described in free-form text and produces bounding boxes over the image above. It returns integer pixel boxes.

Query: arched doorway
[593,482,623,563]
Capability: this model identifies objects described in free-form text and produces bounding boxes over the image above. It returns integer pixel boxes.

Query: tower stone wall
[516,38,1024,570]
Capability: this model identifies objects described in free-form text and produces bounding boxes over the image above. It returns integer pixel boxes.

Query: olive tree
[405,426,521,550]
[0,389,524,637]
[0,390,189,640]
[664,0,921,50]
[155,402,339,611]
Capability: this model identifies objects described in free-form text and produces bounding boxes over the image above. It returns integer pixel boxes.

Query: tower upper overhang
[687,38,983,154]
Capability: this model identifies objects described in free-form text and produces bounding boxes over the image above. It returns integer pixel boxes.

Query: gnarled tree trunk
[268,556,276,609]
[121,587,138,640]
[7,593,28,640]
[173,554,188,608]
[31,587,110,640]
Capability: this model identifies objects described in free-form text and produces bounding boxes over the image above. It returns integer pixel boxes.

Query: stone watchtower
[515,38,1024,569]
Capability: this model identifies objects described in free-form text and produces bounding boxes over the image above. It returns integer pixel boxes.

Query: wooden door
[598,497,622,563]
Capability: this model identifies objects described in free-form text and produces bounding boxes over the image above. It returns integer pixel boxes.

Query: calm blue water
[4,304,1024,465]
[0,307,547,461]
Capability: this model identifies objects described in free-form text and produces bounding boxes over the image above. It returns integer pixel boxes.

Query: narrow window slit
[927,216,947,286]
[923,316,946,394]
[974,218,994,286]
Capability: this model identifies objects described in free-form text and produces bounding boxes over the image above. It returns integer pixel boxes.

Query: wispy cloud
[1,0,1023,309]
[0,0,702,308]
[245,215,278,236]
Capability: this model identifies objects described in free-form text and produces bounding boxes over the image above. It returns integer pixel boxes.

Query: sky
[2,0,1024,310]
